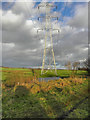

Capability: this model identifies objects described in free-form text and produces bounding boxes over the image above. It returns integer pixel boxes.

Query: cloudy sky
[1,0,88,68]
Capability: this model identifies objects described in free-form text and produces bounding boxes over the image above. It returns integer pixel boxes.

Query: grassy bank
[1,67,89,118]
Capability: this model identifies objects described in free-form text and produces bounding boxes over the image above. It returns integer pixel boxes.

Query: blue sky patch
[2,0,16,11]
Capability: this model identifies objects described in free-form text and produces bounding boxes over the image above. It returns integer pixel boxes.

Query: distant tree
[72,62,80,71]
[31,69,35,76]
[65,61,72,70]
[69,61,79,77]
[83,59,88,69]
[83,59,90,75]
[72,62,80,76]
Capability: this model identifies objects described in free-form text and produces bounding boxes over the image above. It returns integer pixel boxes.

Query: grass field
[1,67,89,118]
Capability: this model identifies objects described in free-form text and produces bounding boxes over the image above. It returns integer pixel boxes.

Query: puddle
[39,77,60,82]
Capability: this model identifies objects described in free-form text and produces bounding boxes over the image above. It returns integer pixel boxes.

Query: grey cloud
[68,4,88,28]
[2,2,88,68]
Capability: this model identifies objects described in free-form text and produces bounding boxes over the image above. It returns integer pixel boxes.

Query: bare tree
[83,59,90,75]
[71,62,80,76]
[65,61,72,70]
[72,62,80,71]
[83,59,88,69]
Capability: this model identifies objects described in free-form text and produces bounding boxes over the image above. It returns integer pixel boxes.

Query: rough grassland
[1,67,89,119]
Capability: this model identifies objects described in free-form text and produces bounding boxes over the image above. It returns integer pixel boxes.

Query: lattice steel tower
[37,3,59,75]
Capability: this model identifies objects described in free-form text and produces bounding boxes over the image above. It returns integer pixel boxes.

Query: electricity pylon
[37,3,59,75]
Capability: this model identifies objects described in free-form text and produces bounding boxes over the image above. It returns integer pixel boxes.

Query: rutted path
[58,96,88,119]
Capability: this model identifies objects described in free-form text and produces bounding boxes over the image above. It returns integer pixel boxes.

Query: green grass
[1,67,89,118]
[2,80,89,118]
[2,67,88,80]
[67,99,88,118]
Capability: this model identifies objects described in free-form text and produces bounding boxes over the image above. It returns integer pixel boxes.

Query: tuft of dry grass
[3,70,88,94]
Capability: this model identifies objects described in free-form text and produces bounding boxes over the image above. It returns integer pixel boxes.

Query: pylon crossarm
[52,29,59,33]
[38,16,58,20]
[38,16,44,20]
[38,5,45,9]
[37,29,44,33]
[51,16,58,20]
[48,5,57,9]
[38,3,57,9]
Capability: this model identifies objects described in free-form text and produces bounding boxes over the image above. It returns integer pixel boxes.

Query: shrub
[55,87,63,92]
[5,80,15,87]
[15,85,29,97]
[30,84,40,94]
